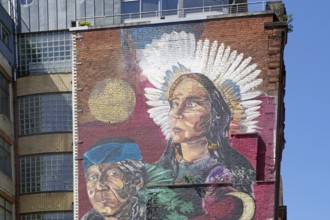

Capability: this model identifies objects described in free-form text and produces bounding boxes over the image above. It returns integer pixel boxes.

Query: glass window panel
[0,208,4,220]
[162,0,178,15]
[21,212,73,220]
[122,1,140,19]
[20,153,73,193]
[18,93,72,136]
[184,0,204,14]
[0,138,12,178]
[0,196,12,220]
[142,0,158,17]
[18,31,72,76]
[0,74,10,118]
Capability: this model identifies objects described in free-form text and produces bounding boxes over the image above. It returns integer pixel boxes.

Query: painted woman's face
[169,78,211,144]
[86,163,125,216]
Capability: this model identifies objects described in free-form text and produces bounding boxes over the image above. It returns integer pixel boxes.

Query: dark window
[142,0,158,17]
[20,212,73,220]
[0,23,10,47]
[0,196,12,220]
[122,0,141,19]
[18,93,72,136]
[184,0,224,14]
[18,31,71,76]
[0,138,12,178]
[121,0,179,18]
[161,0,178,16]
[19,0,34,6]
[0,74,10,118]
[20,153,73,194]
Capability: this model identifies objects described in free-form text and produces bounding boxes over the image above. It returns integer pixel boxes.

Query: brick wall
[75,13,286,220]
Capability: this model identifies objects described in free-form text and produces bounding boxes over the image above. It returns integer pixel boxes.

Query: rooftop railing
[76,1,278,28]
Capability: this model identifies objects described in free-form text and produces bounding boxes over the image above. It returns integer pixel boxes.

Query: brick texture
[75,13,287,220]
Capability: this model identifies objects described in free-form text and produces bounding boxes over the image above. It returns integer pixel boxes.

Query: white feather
[206,41,218,76]
[145,93,164,101]
[240,100,263,108]
[144,88,164,96]
[240,91,262,101]
[237,70,262,87]
[230,57,253,81]
[245,112,260,121]
[245,106,261,114]
[220,50,237,82]
[241,120,259,126]
[224,53,244,81]
[153,114,169,126]
[240,79,263,93]
[232,63,257,83]
[147,106,170,115]
[217,46,231,79]
[212,43,225,74]
[147,100,168,107]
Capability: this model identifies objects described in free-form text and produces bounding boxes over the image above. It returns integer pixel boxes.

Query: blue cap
[83,137,142,172]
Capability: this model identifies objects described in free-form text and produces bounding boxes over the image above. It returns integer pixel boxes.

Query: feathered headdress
[138,31,262,139]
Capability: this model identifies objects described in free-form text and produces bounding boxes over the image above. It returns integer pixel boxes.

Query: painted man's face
[169,78,211,144]
[85,162,125,217]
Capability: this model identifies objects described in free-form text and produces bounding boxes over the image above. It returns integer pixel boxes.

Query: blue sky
[282,0,330,219]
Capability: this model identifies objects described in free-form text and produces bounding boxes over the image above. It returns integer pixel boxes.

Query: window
[0,74,10,118]
[0,196,12,220]
[184,0,225,14]
[19,0,34,6]
[122,0,141,19]
[18,93,72,136]
[121,0,179,19]
[0,138,11,178]
[18,31,71,76]
[161,0,178,16]
[20,153,73,194]
[0,23,10,47]
[21,212,73,220]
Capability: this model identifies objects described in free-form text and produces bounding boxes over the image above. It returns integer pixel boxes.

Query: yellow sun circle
[88,79,136,123]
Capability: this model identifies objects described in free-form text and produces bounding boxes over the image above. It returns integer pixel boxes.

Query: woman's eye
[88,175,97,182]
[171,101,179,108]
[186,101,198,108]
[108,170,119,176]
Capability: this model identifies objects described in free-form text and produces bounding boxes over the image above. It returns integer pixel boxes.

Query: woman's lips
[100,196,112,205]
[172,127,183,133]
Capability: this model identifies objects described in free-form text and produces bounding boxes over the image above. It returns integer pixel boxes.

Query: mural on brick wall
[77,21,276,220]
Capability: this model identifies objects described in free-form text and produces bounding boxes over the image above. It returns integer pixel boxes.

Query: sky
[281,0,330,219]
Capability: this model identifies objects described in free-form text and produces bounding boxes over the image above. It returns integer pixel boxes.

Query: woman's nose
[173,106,184,119]
[96,180,109,190]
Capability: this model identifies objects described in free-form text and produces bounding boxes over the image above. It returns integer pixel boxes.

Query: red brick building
[73,2,288,219]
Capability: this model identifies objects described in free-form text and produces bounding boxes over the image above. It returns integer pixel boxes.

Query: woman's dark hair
[158,73,255,194]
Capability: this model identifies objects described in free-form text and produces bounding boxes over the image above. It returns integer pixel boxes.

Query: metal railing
[76,1,275,28]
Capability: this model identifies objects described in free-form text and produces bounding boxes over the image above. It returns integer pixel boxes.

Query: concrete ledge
[0,172,15,198]
[19,133,73,155]
[264,21,288,29]
[17,73,72,97]
[20,192,73,213]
